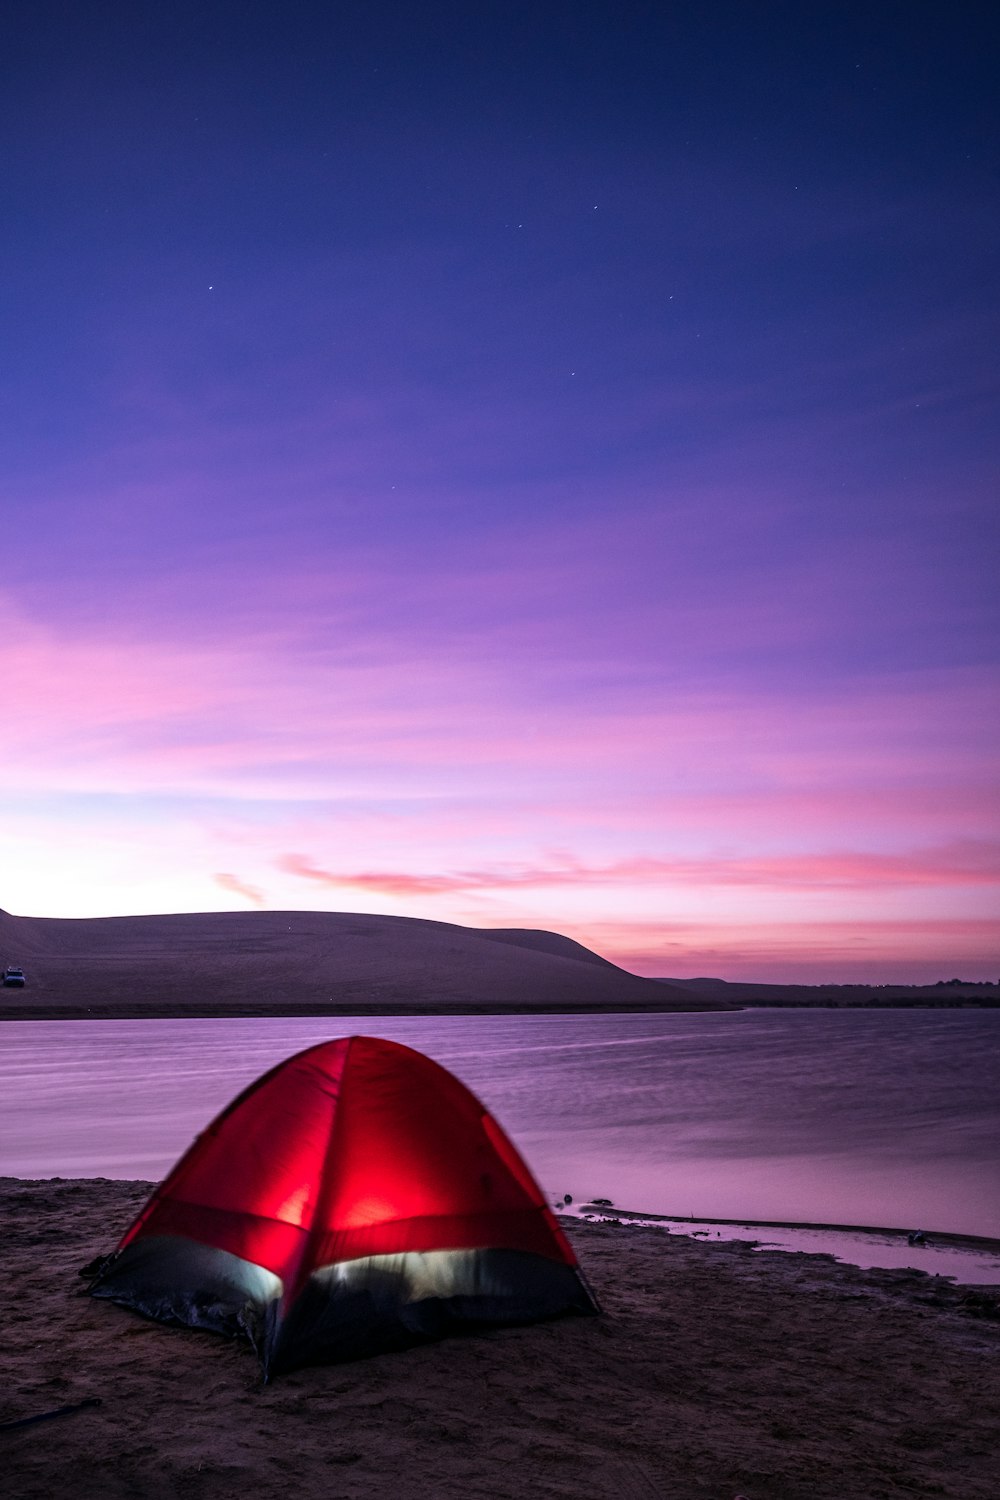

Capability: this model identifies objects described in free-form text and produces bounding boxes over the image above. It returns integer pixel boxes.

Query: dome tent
[87,1036,598,1377]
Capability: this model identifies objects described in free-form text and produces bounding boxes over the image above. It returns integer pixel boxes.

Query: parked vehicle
[3,966,26,987]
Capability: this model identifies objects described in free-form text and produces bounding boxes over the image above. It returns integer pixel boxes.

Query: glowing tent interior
[86,1036,598,1376]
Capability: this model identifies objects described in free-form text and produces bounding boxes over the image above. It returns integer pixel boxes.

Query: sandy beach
[3,1179,998,1500]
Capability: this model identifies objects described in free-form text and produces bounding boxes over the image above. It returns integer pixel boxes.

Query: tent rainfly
[86,1036,598,1376]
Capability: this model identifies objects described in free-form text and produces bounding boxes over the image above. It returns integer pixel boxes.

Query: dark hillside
[0,907,725,1019]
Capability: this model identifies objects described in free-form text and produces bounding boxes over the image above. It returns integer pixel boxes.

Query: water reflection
[2,1009,998,1245]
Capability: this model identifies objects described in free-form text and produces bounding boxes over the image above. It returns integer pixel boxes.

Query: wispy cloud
[278,841,1000,897]
[277,854,465,897]
[570,916,1000,984]
[2,573,996,982]
[213,872,266,906]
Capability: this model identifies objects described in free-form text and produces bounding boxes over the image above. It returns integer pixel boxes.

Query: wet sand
[3,1178,999,1499]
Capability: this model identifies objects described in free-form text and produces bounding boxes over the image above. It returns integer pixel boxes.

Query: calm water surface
[4,1010,998,1245]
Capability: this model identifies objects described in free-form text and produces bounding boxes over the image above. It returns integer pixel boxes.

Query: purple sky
[2,2,998,980]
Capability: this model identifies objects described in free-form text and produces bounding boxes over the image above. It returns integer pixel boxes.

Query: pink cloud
[277,841,1000,897]
[560,917,1000,984]
[213,872,266,906]
[277,854,462,897]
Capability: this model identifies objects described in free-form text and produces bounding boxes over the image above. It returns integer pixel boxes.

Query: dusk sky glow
[2,2,997,980]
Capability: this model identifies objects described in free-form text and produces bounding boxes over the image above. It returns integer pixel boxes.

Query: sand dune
[3,1178,999,1499]
[0,908,723,1019]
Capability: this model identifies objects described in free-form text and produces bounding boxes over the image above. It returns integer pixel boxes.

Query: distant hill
[657,977,1000,1008]
[0,907,727,1019]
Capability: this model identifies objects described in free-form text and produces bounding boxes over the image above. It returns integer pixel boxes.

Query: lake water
[4,1008,999,1280]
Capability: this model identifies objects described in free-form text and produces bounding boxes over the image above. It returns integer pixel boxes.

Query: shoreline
[0,999,720,1022]
[3,1176,998,1499]
[575,1204,1000,1256]
[11,1175,999,1257]
[571,1206,1000,1288]
[6,999,999,1021]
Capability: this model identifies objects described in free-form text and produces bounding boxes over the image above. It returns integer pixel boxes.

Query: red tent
[87,1036,597,1376]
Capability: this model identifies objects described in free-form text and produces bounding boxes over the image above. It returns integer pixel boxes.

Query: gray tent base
[88,1235,599,1378]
